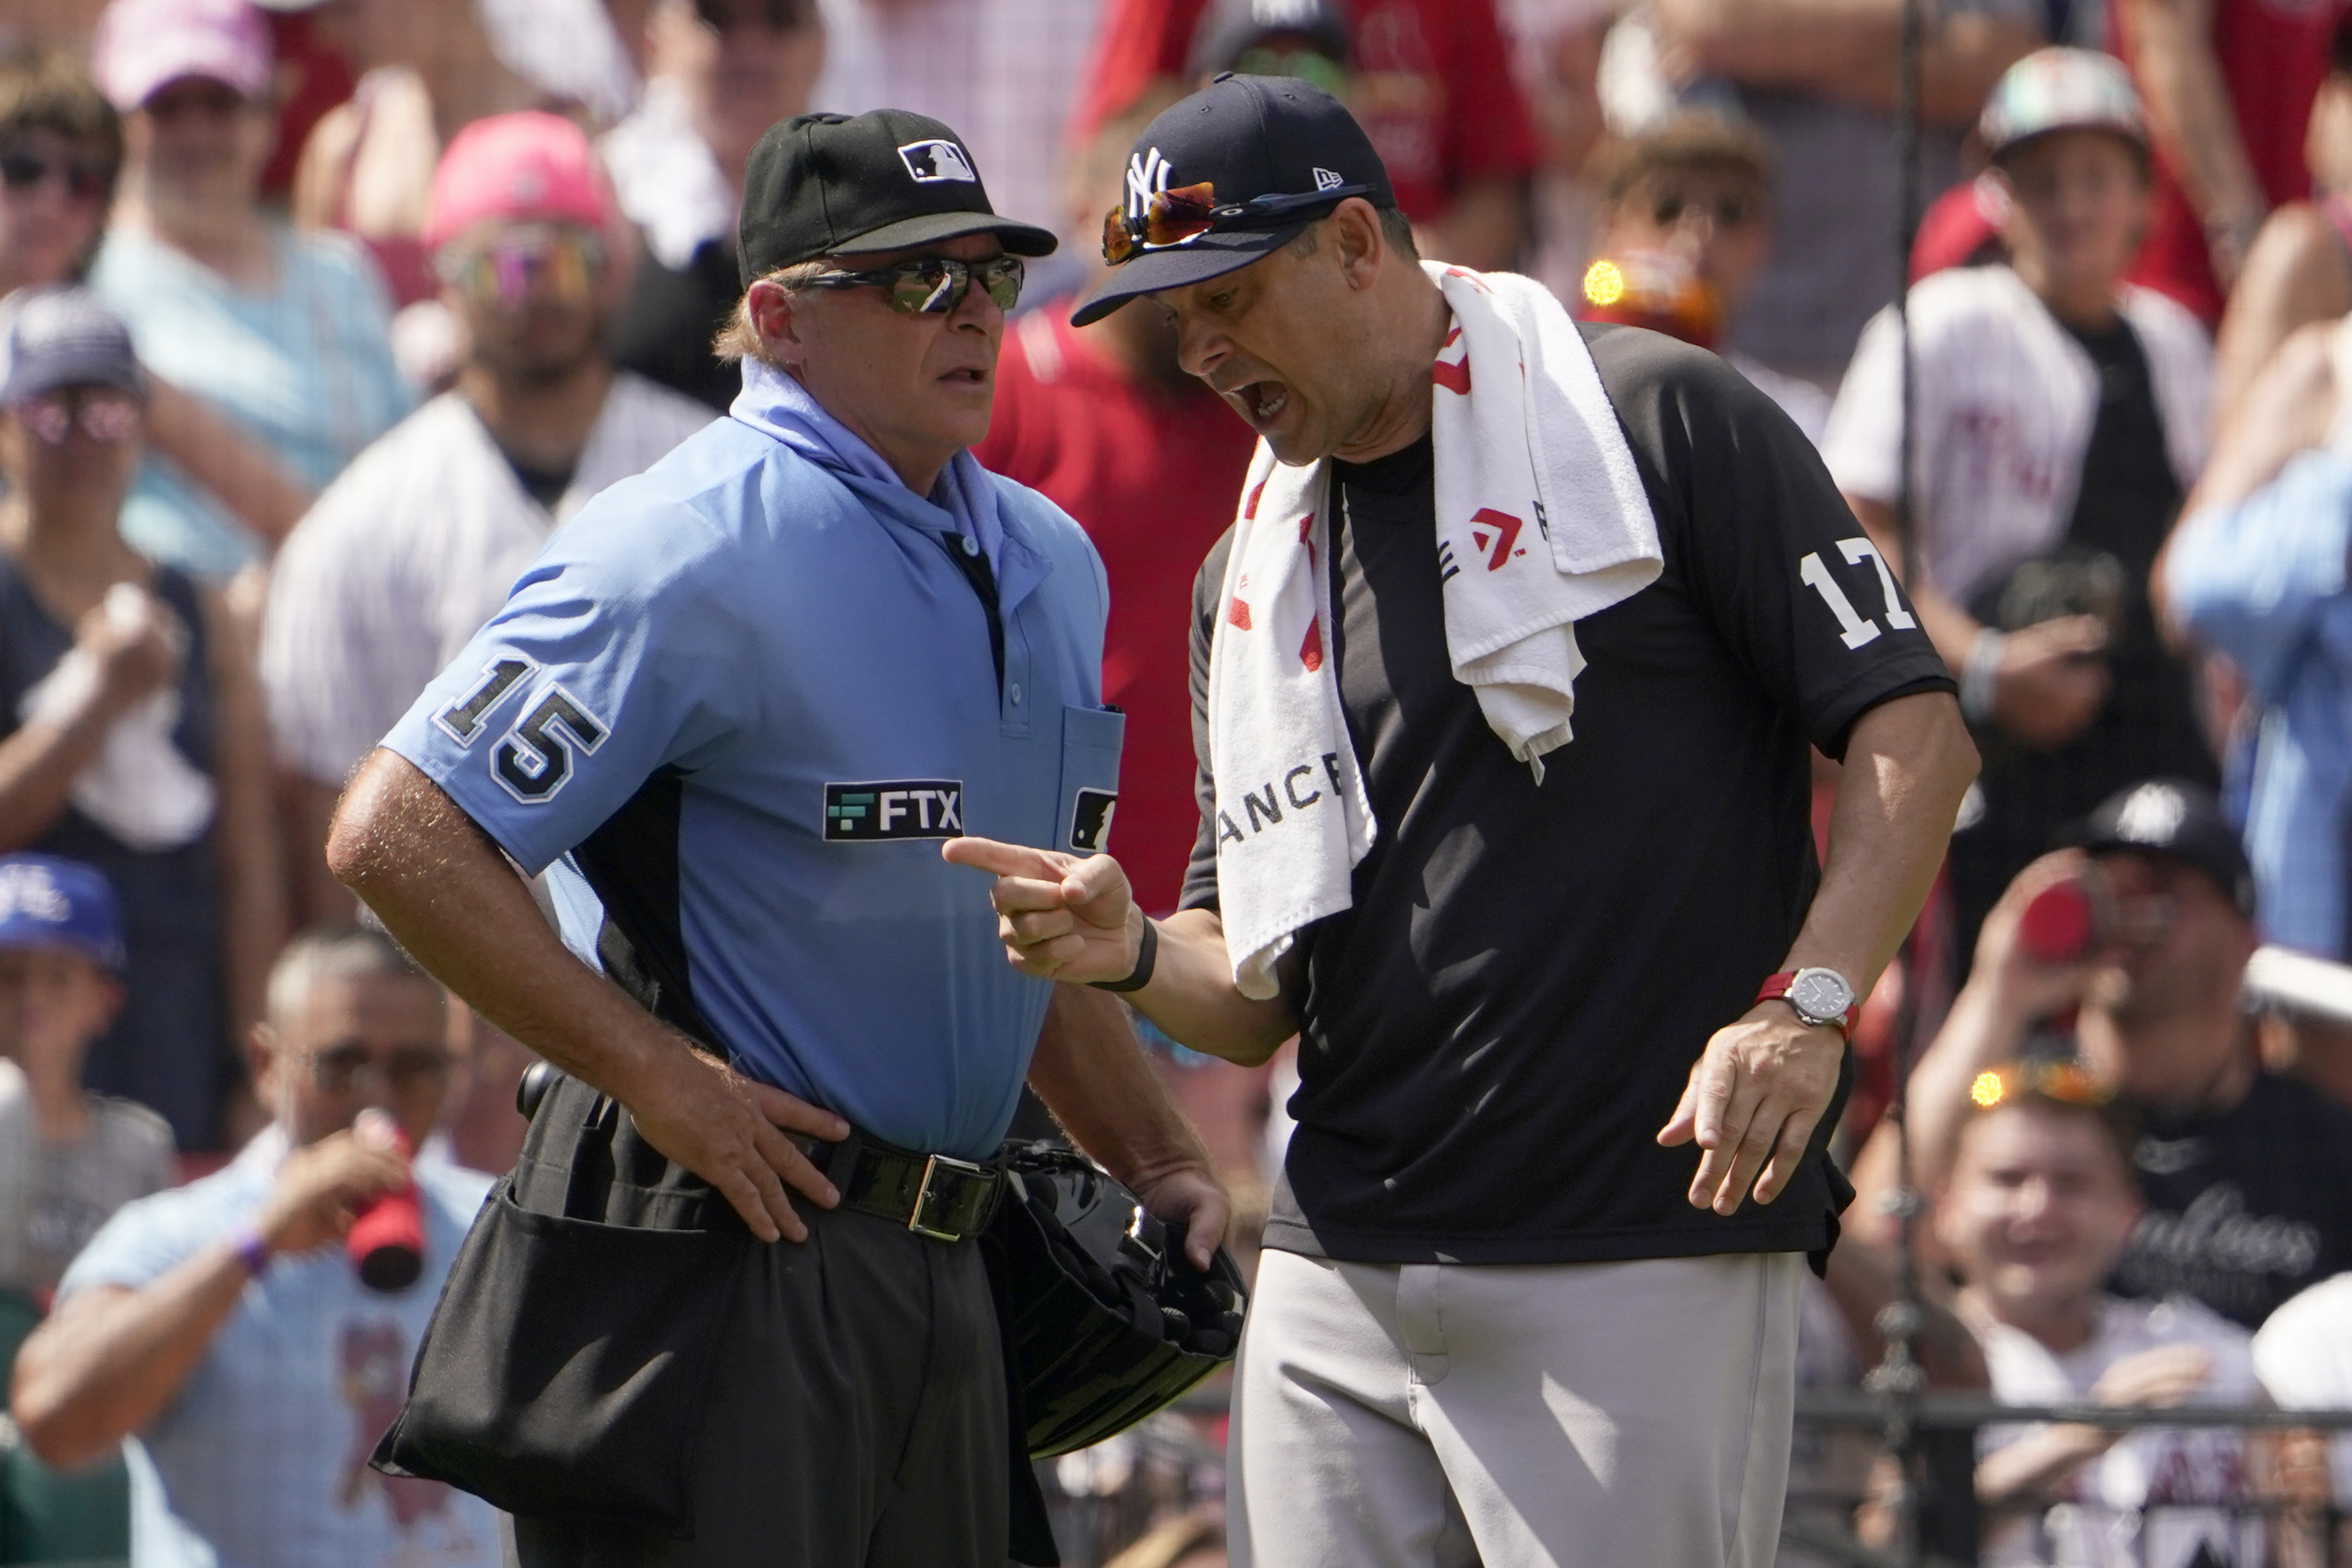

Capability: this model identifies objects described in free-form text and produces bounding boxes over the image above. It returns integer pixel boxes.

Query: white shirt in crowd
[1820,264,2211,607]
[1977,1294,2264,1568]
[261,372,712,786]
[599,78,736,272]
[2252,1271,2352,1504]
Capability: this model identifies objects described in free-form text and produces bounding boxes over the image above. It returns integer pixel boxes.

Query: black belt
[516,1059,1000,1243]
[798,1129,1003,1243]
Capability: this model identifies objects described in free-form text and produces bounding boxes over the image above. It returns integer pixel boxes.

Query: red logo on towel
[1468,509,1524,571]
[1227,597,1253,630]
[1244,479,1268,519]
[1432,326,1471,395]
[1300,619,1322,672]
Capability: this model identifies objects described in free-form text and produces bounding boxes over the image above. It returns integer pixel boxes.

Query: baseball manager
[329,110,1226,1567]
[951,76,1979,1567]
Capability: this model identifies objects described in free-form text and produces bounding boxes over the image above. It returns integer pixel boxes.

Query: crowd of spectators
[0,0,2349,1563]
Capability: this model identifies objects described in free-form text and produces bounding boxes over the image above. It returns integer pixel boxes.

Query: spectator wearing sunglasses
[0,46,326,566]
[262,112,709,928]
[1853,778,2352,1332]
[85,0,411,580]
[1824,50,2219,969]
[1936,1061,2277,1568]
[11,925,501,1568]
[603,0,826,410]
[1577,111,1830,445]
[0,289,282,1152]
[327,108,1225,1566]
[0,49,122,303]
[1650,0,2041,390]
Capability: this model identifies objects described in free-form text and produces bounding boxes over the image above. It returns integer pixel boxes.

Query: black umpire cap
[736,108,1058,287]
[2070,779,2257,918]
[1072,72,1395,327]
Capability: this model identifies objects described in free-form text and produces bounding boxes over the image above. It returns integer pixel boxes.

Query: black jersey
[1181,325,1954,1266]
[2113,1071,2352,1328]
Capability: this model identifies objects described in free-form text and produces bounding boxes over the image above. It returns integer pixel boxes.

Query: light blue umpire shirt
[382,360,1119,1159]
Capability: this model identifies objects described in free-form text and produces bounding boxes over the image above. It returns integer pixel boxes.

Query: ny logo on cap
[1126,145,1173,220]
[898,139,976,184]
[2114,782,2187,844]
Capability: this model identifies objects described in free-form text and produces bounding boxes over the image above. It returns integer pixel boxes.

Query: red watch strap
[1754,971,1858,1040]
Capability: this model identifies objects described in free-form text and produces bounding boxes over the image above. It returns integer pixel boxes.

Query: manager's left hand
[1656,1004,1844,1216]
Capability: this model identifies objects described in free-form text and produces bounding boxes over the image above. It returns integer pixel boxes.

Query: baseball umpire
[949,76,1980,1566]
[327,108,1227,1567]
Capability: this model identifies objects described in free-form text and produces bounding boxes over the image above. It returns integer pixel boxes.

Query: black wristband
[1089,917,1158,994]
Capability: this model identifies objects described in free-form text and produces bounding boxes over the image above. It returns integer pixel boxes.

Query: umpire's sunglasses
[801,254,1025,315]
[1968,1059,2114,1113]
[1101,180,1369,264]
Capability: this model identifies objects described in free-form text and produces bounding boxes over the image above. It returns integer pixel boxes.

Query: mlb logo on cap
[899,139,977,184]
[0,854,126,970]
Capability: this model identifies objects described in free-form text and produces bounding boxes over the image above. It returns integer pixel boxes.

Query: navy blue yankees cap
[2070,779,2256,918]
[1072,72,1395,327]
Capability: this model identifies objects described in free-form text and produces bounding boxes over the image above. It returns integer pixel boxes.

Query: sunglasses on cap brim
[1101,180,1370,265]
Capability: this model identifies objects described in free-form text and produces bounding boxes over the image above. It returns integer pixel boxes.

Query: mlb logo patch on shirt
[1068,789,1117,853]
[898,140,976,184]
[825,780,964,841]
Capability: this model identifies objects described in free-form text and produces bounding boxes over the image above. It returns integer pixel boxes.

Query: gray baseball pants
[1227,1248,1804,1567]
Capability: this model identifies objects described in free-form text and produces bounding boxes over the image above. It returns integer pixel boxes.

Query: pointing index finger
[941,836,1069,881]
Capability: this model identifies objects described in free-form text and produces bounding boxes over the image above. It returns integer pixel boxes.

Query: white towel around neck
[1204,262,1661,999]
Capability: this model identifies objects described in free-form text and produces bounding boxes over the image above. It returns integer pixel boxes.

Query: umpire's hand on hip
[1656,1005,1844,1217]
[940,837,1144,984]
[623,1046,849,1245]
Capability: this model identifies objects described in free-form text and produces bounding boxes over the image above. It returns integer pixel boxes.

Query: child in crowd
[0,852,173,1338]
[1937,1061,2271,1568]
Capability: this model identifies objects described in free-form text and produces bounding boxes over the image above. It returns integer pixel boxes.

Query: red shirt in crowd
[975,306,1258,916]
[2117,0,2351,321]
[1068,0,1539,224]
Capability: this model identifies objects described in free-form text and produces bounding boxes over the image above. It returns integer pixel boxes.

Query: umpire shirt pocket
[1058,704,1125,855]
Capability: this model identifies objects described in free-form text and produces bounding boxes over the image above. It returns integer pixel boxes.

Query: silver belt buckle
[908,1154,988,1241]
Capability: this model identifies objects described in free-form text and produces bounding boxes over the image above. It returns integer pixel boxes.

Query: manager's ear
[1326,198,1387,291]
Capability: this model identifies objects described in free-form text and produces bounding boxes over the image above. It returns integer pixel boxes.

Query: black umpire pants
[507,1076,1010,1568]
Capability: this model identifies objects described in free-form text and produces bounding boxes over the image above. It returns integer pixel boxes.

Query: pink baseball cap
[424,112,611,254]
[92,0,272,113]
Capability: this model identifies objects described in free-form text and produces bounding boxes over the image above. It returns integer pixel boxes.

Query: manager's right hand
[627,1048,847,1244]
[942,837,1143,986]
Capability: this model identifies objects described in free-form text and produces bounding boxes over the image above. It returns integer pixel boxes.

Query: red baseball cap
[424,111,609,254]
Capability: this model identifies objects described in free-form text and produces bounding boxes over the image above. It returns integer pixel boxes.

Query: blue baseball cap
[0,855,127,969]
[1073,72,1395,327]
[0,289,146,408]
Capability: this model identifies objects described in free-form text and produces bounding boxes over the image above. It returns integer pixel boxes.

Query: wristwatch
[1755,968,1859,1040]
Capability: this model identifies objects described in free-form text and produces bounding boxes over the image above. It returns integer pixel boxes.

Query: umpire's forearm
[1783,692,1976,997]
[326,748,684,1106]
[1026,986,1214,1191]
